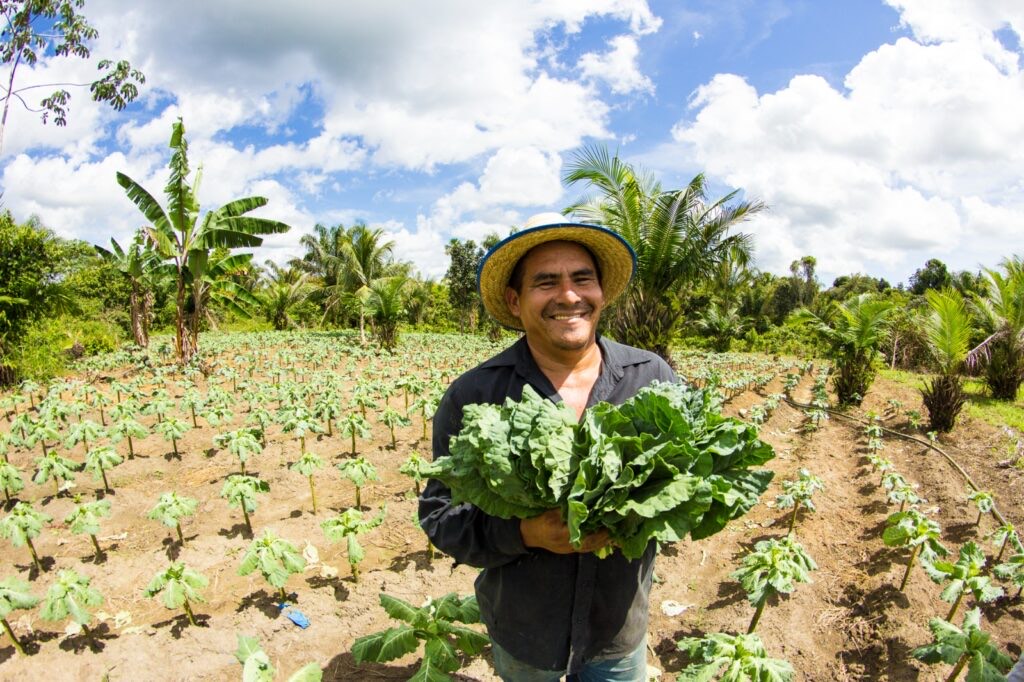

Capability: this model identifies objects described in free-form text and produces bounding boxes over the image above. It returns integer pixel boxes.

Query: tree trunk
[174,273,189,362]
[0,51,23,154]
[129,283,147,347]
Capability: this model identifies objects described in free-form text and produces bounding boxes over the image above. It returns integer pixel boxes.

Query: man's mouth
[548,309,591,321]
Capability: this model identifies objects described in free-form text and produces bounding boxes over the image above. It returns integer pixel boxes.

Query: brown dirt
[1,341,1021,681]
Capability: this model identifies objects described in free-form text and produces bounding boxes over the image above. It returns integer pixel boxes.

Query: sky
[2,0,1023,288]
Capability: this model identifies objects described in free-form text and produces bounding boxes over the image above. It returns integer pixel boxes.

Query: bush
[6,315,124,382]
[737,324,818,357]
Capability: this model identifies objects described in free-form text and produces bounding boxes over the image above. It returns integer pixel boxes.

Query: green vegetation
[731,536,817,633]
[677,632,793,681]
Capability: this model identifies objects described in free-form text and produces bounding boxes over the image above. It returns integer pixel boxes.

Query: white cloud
[578,35,654,95]
[670,4,1024,284]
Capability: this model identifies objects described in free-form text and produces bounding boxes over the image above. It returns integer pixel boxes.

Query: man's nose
[554,279,582,302]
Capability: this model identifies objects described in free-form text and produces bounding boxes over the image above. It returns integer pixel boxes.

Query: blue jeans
[490,638,648,682]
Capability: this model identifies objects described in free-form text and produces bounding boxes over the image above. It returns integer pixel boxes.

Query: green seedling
[0,501,52,572]
[884,508,948,592]
[912,608,1012,682]
[923,541,1003,622]
[143,562,208,627]
[220,475,270,536]
[321,506,386,583]
[290,451,324,514]
[677,631,793,681]
[336,457,378,509]
[148,491,198,546]
[40,570,103,638]
[731,536,816,633]
[237,530,306,602]
[0,576,39,655]
[774,468,824,535]
[64,498,112,560]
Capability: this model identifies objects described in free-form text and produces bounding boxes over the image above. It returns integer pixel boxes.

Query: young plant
[994,548,1024,598]
[352,592,488,682]
[966,490,994,526]
[677,632,793,682]
[235,634,322,681]
[0,501,52,572]
[64,418,106,454]
[40,569,103,637]
[888,481,923,513]
[731,536,817,633]
[154,415,191,458]
[884,508,949,591]
[338,412,372,456]
[912,608,1012,682]
[214,428,263,475]
[290,451,324,514]
[281,407,322,452]
[0,576,39,655]
[336,457,378,509]
[64,498,112,560]
[0,460,24,505]
[774,468,824,535]
[33,451,80,497]
[399,451,428,496]
[379,407,411,449]
[83,445,123,494]
[237,530,306,602]
[147,491,198,546]
[989,523,1018,564]
[320,506,386,582]
[923,541,1003,622]
[108,415,148,460]
[220,475,270,536]
[411,393,440,441]
[143,562,208,627]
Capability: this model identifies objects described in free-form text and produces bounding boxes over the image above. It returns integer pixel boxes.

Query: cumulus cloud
[670,3,1024,284]
[578,35,654,95]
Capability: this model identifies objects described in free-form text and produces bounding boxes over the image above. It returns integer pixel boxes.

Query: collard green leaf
[351,624,419,663]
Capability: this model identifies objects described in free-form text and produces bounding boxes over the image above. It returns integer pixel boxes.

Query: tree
[258,262,309,330]
[0,0,145,152]
[94,230,159,347]
[793,293,893,406]
[116,118,291,363]
[364,275,407,351]
[920,289,973,432]
[910,258,953,295]
[322,223,400,343]
[564,145,762,364]
[445,238,483,333]
[968,256,1024,400]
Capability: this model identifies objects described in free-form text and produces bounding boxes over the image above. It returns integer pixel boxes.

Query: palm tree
[564,145,763,364]
[259,262,309,330]
[695,302,748,352]
[293,223,347,325]
[920,289,973,432]
[968,256,1024,400]
[116,118,291,363]
[94,229,160,347]
[793,293,893,406]
[365,276,407,351]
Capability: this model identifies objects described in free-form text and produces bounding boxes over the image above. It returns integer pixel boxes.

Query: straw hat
[477,212,636,330]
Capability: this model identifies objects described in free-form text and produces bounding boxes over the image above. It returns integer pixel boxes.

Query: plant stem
[175,521,184,545]
[996,536,1009,563]
[100,466,110,493]
[183,598,197,627]
[355,487,362,509]
[945,591,964,622]
[899,544,920,592]
[350,433,356,456]
[279,587,288,603]
[172,437,179,458]
[788,507,798,535]
[747,596,767,633]
[90,534,103,560]
[25,537,43,573]
[1,617,25,655]
[944,653,968,682]
[309,476,317,514]
[127,435,135,460]
[241,506,253,536]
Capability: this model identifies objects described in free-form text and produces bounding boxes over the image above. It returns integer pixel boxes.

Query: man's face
[504,241,605,355]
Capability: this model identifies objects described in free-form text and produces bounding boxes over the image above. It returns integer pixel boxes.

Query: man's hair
[506,241,603,292]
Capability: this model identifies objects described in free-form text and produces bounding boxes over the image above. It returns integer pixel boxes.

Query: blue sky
[2,0,1022,287]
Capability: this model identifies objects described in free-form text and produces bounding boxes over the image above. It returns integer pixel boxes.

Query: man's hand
[520,508,610,554]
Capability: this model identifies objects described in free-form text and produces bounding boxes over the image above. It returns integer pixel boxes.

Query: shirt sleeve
[417,380,529,569]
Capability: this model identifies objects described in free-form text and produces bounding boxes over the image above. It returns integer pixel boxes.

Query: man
[419,213,676,681]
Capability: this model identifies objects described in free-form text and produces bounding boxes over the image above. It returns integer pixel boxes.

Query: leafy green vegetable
[912,608,1012,682]
[731,536,816,633]
[423,381,775,559]
[677,631,793,681]
[235,633,322,682]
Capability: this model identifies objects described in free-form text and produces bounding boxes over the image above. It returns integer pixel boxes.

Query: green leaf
[351,625,419,663]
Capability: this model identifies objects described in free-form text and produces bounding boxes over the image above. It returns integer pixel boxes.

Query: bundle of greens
[424,381,775,559]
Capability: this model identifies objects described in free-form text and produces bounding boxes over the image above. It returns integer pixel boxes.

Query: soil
[0,337,1021,681]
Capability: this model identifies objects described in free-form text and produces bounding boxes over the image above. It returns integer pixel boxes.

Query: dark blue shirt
[418,336,676,674]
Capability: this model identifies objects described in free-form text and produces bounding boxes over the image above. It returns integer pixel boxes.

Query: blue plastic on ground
[277,602,311,629]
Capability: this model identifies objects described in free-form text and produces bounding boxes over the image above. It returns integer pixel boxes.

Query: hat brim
[477,222,636,331]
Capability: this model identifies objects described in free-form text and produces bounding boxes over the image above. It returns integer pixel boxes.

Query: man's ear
[504,286,520,318]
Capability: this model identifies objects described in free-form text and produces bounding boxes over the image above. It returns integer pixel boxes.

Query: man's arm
[417,381,529,568]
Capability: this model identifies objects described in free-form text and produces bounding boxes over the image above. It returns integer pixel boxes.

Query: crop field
[0,331,1021,681]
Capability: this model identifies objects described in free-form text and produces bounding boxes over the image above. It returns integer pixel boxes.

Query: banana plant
[214,428,263,475]
[221,474,270,535]
[336,457,378,509]
[237,530,306,602]
[0,460,24,505]
[966,490,994,526]
[774,468,824,535]
[40,569,103,638]
[0,576,39,655]
[884,508,949,591]
[33,451,80,497]
[320,506,386,583]
[731,536,817,633]
[923,542,1003,622]
[0,502,52,572]
[148,491,199,545]
[290,451,324,514]
[338,412,372,457]
[154,415,191,458]
[64,498,112,560]
[108,415,148,460]
[677,632,793,682]
[912,608,1013,682]
[379,407,411,449]
[352,592,488,682]
[143,562,208,627]
[83,445,123,494]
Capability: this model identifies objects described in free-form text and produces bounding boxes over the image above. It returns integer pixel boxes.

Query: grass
[879,369,1024,432]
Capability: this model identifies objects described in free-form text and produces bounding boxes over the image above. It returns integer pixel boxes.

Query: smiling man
[419,213,676,681]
